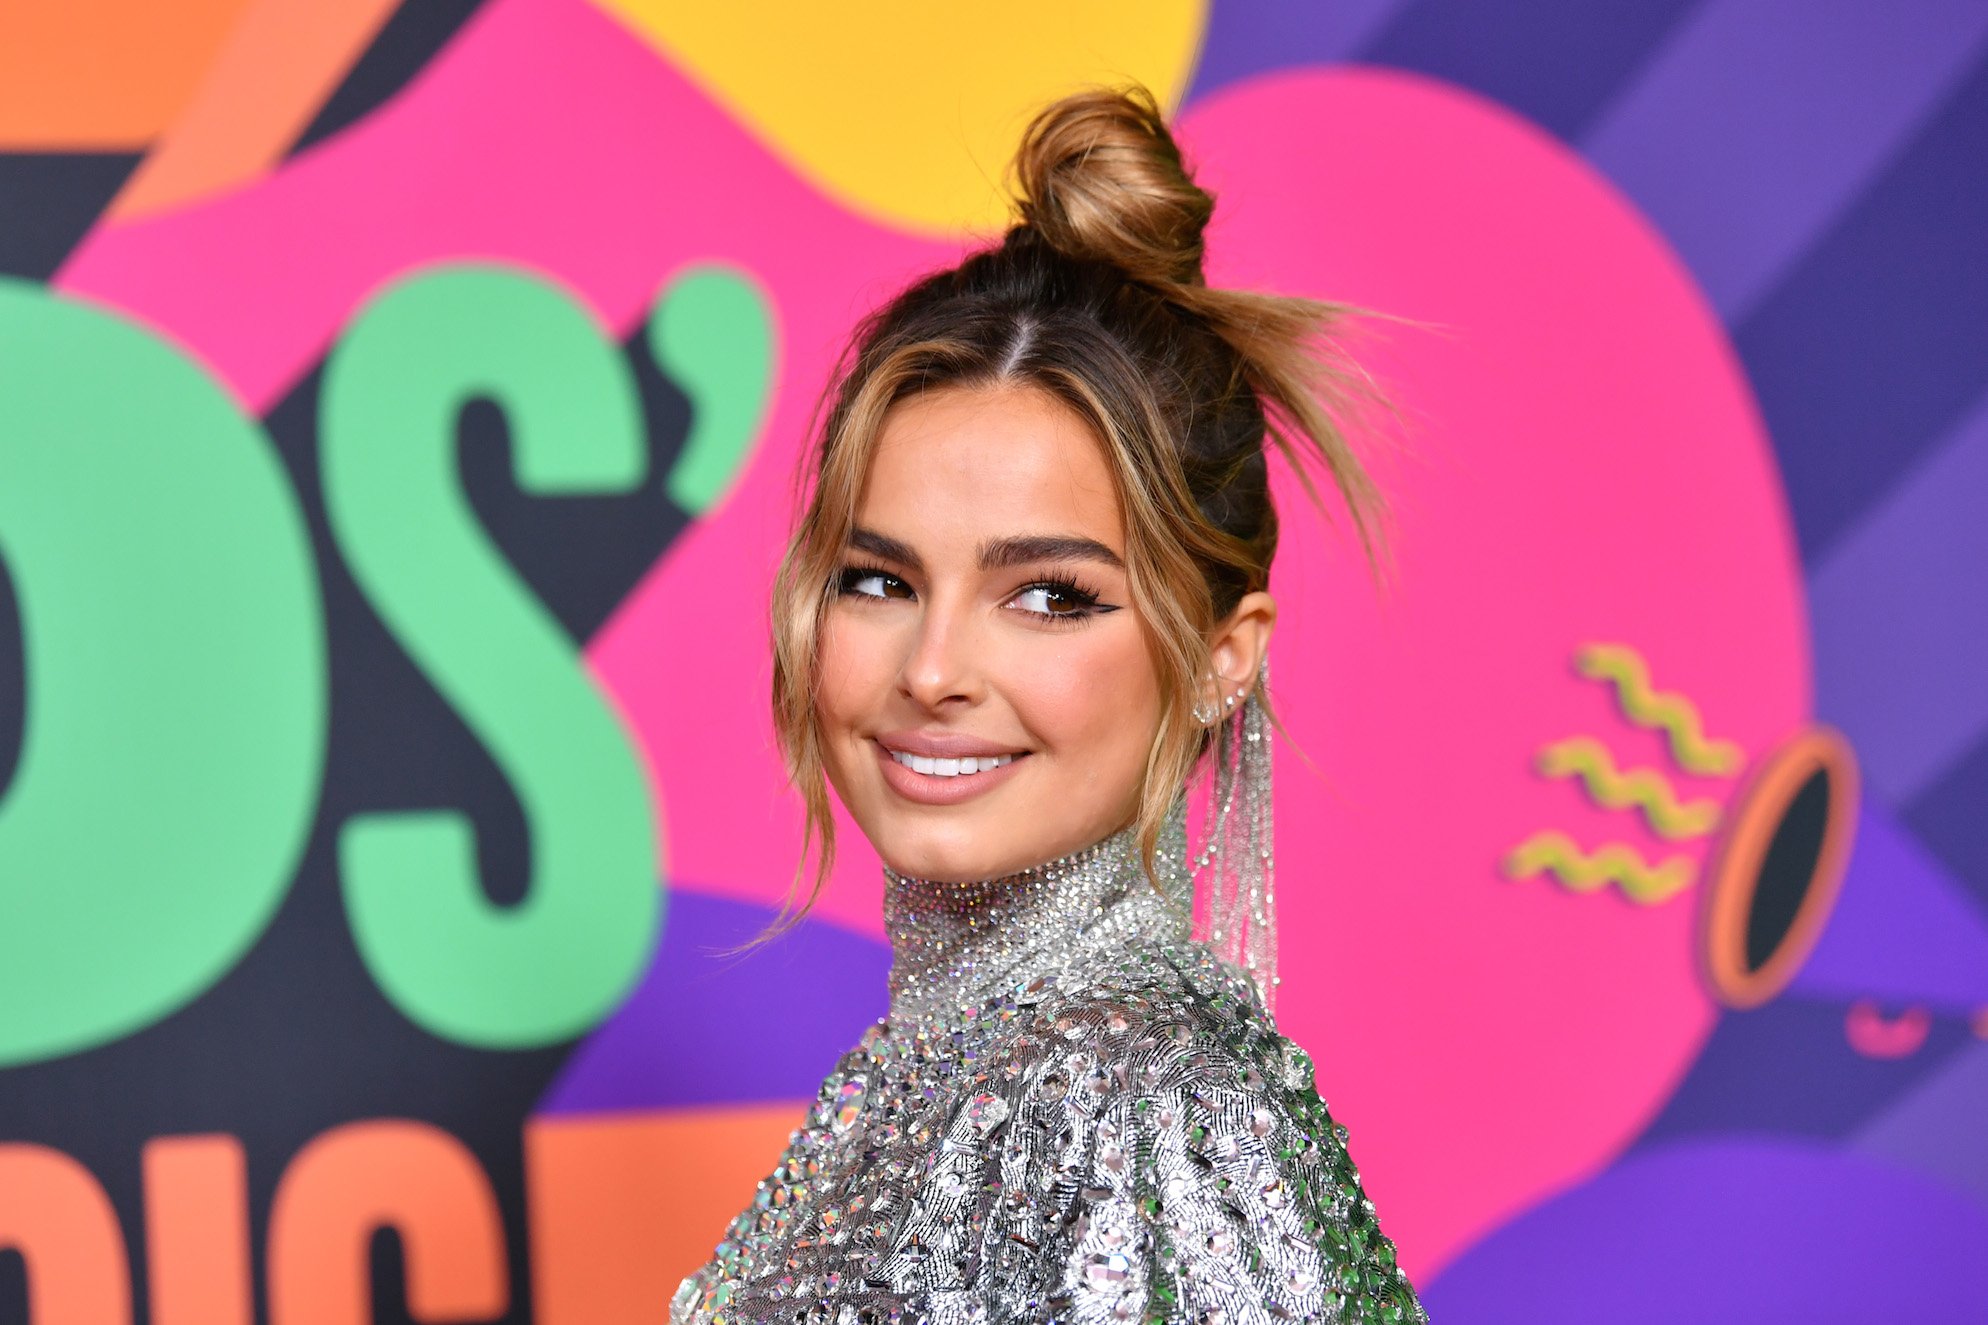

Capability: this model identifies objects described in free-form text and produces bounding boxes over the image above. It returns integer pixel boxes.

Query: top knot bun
[1012,85,1213,287]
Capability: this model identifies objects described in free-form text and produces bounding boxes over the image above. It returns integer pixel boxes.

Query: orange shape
[1701,725,1861,1009]
[111,0,403,219]
[526,1105,803,1323]
[0,1143,132,1321]
[267,1119,508,1325]
[0,0,255,147]
[144,1135,252,1325]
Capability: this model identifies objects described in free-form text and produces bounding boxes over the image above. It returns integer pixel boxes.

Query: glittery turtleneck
[671,798,1427,1325]
[880,802,1194,1030]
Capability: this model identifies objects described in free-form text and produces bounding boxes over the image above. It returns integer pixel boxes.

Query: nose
[897,589,984,710]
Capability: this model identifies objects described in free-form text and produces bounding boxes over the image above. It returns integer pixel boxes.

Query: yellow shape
[1504,830,1697,905]
[1535,736,1722,839]
[593,0,1207,235]
[1575,642,1743,776]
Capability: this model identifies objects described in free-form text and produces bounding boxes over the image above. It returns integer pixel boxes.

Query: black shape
[0,553,20,805]
[458,318,696,641]
[1631,993,1974,1149]
[291,0,492,155]
[0,152,142,281]
[369,1226,417,1325]
[0,317,692,1322]
[0,1250,24,1325]
[1902,725,1988,913]
[1358,0,1700,142]
[1738,52,1988,564]
[1745,768,1831,973]
[264,362,537,911]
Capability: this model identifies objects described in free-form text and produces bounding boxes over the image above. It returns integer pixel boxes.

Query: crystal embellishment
[668,800,1426,1323]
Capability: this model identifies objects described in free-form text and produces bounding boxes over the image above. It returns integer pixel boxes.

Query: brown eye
[1008,580,1105,620]
[837,567,913,601]
[1014,586,1077,615]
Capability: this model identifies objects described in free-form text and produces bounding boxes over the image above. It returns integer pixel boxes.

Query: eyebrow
[979,533,1125,572]
[847,526,1125,573]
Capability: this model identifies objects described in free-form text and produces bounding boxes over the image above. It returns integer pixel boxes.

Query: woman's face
[816,383,1164,883]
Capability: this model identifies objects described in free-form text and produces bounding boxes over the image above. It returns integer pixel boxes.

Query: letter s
[319,264,661,1049]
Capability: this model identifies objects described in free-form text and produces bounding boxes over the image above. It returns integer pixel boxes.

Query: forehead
[862,385,1123,550]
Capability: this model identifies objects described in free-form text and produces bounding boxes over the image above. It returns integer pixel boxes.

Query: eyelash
[833,561,1115,624]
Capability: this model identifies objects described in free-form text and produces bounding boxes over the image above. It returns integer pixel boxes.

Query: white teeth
[889,750,1017,777]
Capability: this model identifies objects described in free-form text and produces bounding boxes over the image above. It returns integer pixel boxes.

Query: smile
[886,751,1018,777]
[872,740,1030,806]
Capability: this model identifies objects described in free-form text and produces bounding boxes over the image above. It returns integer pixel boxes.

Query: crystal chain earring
[1189,657,1278,1013]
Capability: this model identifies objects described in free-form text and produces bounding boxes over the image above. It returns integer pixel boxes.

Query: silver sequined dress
[671,804,1427,1324]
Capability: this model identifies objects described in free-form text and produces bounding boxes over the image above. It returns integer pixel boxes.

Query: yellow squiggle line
[1503,831,1697,904]
[1536,737,1723,839]
[1576,643,1742,776]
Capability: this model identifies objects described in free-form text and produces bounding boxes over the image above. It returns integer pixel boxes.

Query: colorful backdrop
[3,2,1985,1321]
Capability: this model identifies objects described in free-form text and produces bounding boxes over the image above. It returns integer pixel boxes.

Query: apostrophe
[645,264,776,516]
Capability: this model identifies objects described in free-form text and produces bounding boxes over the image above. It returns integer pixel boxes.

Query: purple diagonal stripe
[1857,1043,1988,1209]
[1183,0,1415,104]
[538,886,890,1114]
[1790,789,1988,1013]
[1582,0,1988,320]
[1808,387,1988,801]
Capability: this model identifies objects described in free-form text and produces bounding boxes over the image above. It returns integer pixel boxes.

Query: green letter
[320,264,661,1048]
[0,279,325,1066]
[646,264,775,514]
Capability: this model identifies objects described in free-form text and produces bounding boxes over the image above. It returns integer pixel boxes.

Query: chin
[872,815,999,884]
[836,757,1035,884]
[874,807,1125,885]
[835,758,1126,884]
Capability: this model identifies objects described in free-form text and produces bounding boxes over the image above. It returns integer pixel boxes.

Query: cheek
[816,610,893,733]
[1016,627,1163,761]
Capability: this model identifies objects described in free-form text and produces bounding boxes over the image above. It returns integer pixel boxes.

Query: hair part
[752,84,1397,947]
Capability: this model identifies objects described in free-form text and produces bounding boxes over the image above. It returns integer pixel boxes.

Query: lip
[872,738,1030,806]
[876,729,1030,759]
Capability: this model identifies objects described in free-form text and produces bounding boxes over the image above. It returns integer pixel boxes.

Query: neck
[880,800,1193,1029]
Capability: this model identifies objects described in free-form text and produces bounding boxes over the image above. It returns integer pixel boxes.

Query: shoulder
[979,938,1295,1112]
[1004,937,1287,1085]
[998,941,1428,1323]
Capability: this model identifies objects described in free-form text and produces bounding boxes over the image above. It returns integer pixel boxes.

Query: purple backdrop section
[1185,0,1414,101]
[538,888,890,1114]
[1791,792,1988,1012]
[1424,1137,1988,1323]
[1857,1043,1988,1209]
[1581,0,1988,320]
[1808,390,1988,810]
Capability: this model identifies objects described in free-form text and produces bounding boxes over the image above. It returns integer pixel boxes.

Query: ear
[1195,590,1276,723]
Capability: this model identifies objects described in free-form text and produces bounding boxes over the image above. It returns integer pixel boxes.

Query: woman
[673,86,1427,1325]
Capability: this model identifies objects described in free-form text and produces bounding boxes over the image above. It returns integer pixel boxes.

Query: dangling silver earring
[1190,657,1278,1014]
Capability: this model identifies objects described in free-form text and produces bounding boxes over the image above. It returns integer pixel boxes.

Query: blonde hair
[760,85,1395,941]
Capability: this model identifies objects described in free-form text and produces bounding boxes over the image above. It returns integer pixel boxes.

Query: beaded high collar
[879,799,1194,1030]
